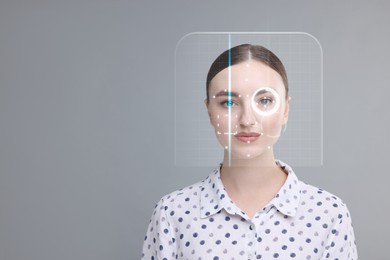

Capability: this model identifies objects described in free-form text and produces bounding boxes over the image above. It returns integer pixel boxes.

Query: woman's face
[205,60,290,160]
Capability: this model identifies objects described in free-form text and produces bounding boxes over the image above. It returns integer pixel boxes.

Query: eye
[220,99,236,108]
[257,97,274,107]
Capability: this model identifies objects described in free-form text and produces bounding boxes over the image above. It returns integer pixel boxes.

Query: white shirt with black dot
[142,160,358,260]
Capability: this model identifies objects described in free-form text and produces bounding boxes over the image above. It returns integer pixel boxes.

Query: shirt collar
[272,160,301,217]
[200,160,301,219]
[199,164,230,218]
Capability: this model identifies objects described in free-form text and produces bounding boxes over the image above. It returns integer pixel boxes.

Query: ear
[204,98,212,124]
[283,96,291,124]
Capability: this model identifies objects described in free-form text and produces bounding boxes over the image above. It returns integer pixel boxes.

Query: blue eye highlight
[221,100,235,107]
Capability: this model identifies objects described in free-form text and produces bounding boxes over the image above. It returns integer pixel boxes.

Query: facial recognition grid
[174,32,322,167]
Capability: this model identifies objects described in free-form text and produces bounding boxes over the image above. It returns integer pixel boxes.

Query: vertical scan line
[228,33,232,167]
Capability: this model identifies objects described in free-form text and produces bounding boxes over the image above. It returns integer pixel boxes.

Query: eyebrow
[254,89,270,96]
[214,89,275,98]
[215,91,240,98]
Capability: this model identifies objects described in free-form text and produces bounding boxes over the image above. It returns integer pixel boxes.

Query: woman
[142,44,357,259]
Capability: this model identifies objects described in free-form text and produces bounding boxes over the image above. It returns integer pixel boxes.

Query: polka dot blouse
[142,160,357,259]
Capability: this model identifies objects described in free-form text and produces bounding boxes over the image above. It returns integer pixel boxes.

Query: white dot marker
[238,94,241,97]
[212,95,216,99]
[225,146,228,150]
[217,123,219,127]
[267,146,271,149]
[245,78,248,82]
[247,154,251,157]
[217,131,221,135]
[246,94,249,98]
[247,141,250,143]
[224,89,227,92]
[217,115,220,119]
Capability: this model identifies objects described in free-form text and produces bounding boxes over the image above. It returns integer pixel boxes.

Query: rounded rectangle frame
[174,32,323,167]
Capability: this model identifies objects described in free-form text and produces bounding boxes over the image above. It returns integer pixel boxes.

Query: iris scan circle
[251,87,281,116]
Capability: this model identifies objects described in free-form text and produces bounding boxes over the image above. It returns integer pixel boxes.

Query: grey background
[0,1,388,259]
[175,33,322,167]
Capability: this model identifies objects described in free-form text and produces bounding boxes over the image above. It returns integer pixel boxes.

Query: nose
[238,101,256,127]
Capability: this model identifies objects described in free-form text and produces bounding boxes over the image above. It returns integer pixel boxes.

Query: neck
[222,148,277,168]
[220,149,287,195]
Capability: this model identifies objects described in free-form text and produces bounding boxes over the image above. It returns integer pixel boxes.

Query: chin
[228,147,269,160]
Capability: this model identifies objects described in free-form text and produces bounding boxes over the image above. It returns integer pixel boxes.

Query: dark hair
[206,44,288,104]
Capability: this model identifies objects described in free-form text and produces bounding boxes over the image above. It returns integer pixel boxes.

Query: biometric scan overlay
[174,33,322,167]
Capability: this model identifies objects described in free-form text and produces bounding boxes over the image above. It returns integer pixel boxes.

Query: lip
[235,132,260,143]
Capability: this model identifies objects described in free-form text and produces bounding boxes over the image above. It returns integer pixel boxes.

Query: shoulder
[277,160,353,220]
[151,177,207,215]
[297,183,357,258]
[298,180,352,221]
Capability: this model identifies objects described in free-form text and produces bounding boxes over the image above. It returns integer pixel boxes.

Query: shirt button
[249,224,255,230]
